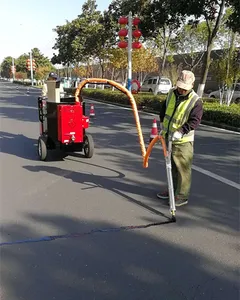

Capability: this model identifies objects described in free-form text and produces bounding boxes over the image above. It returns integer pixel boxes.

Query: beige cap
[176,70,195,90]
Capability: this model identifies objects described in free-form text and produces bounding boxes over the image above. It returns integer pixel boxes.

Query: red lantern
[132,17,141,27]
[132,41,142,49]
[118,40,128,48]
[118,28,128,38]
[132,29,142,39]
[118,16,128,25]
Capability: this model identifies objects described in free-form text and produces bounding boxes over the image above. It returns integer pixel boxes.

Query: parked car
[140,76,172,94]
[209,83,240,103]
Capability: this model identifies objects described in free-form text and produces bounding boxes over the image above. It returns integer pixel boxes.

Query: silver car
[140,76,172,94]
[209,83,240,103]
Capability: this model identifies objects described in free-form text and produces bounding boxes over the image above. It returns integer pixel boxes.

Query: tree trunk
[99,58,105,78]
[160,27,167,74]
[197,42,213,97]
[161,48,167,74]
[197,0,225,97]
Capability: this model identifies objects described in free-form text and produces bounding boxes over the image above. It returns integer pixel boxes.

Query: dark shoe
[157,191,169,199]
[175,197,188,207]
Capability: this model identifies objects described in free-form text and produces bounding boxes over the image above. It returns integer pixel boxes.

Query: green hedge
[203,102,240,128]
[65,88,240,129]
[13,80,32,86]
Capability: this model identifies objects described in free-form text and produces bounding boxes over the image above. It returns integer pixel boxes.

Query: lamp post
[118,13,142,92]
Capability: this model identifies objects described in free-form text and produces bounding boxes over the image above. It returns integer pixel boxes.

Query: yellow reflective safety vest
[162,89,200,144]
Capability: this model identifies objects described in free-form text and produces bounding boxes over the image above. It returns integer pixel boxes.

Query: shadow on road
[0,213,238,300]
[0,131,38,160]
[0,105,38,122]
[23,164,169,220]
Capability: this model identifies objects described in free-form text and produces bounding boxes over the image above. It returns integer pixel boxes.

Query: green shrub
[202,103,240,128]
[13,80,31,86]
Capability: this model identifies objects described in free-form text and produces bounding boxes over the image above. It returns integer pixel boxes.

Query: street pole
[12,57,15,81]
[127,11,132,91]
[29,51,34,86]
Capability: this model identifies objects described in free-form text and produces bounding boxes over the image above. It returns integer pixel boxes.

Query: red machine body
[57,103,89,144]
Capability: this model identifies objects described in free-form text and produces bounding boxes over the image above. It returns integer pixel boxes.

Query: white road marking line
[192,165,240,190]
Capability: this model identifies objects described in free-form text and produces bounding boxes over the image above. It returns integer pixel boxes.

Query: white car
[209,83,240,103]
[140,76,172,94]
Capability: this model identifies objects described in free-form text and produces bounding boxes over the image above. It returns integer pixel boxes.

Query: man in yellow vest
[158,70,203,206]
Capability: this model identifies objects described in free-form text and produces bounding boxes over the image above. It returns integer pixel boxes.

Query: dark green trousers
[171,142,194,199]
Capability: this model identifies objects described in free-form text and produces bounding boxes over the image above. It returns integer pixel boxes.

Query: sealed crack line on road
[0,219,175,247]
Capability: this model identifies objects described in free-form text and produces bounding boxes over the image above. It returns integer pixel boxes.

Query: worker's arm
[159,100,166,123]
[179,99,203,134]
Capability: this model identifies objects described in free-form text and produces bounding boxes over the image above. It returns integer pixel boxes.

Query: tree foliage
[2,0,239,87]
[0,48,54,79]
[173,21,209,71]
[52,0,117,75]
[0,57,12,78]
[211,32,240,105]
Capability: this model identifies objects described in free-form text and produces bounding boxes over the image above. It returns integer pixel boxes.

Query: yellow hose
[75,78,147,166]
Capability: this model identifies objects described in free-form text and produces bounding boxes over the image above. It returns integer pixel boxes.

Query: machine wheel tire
[83,134,94,158]
[38,137,47,161]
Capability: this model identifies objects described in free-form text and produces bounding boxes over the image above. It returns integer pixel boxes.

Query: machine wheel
[83,134,94,158]
[38,136,47,161]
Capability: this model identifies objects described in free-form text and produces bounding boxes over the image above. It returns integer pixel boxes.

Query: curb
[83,96,240,133]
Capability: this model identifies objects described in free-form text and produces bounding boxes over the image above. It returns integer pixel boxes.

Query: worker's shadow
[23,163,171,221]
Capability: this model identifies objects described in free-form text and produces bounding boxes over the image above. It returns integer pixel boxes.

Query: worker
[41,72,64,97]
[158,70,203,206]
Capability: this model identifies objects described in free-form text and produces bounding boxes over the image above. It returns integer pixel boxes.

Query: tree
[132,47,159,83]
[52,20,77,65]
[169,0,240,97]
[0,57,12,78]
[211,35,240,105]
[227,0,240,33]
[52,0,117,76]
[173,21,209,71]
[109,48,128,83]
[72,65,89,78]
[35,66,52,81]
[15,49,52,78]
[162,63,180,86]
[16,54,29,73]
[15,72,27,80]
[92,10,118,77]
[31,48,52,69]
[108,0,185,73]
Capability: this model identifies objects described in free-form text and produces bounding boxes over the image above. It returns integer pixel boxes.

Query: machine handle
[38,97,47,123]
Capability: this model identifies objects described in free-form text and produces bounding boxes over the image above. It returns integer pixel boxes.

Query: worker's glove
[172,131,183,141]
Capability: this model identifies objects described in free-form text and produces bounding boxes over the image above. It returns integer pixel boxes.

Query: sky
[0,0,113,64]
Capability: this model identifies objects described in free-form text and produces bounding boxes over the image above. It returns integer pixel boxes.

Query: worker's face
[177,86,192,96]
[49,76,57,81]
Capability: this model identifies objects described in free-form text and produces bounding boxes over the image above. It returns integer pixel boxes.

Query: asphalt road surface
[0,81,239,300]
